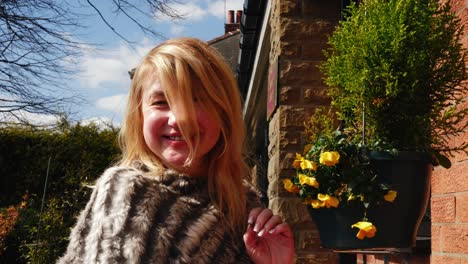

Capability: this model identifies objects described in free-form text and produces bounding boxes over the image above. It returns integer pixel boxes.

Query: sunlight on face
[141,79,221,176]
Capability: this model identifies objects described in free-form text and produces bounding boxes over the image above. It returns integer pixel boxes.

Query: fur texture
[57,163,262,264]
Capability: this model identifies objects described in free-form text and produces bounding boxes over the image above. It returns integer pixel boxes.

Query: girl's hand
[243,207,294,264]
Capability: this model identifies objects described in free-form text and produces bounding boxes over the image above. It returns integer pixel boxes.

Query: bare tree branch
[0,0,183,125]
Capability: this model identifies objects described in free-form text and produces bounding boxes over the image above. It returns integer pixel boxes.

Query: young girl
[58,38,294,264]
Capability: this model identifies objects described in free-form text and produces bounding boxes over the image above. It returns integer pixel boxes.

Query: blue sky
[63,0,243,126]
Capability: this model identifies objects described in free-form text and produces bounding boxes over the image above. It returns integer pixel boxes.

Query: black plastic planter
[308,151,433,250]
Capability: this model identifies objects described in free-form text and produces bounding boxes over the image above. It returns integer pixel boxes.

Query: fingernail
[248,217,254,225]
[258,229,265,237]
[254,224,260,232]
[268,228,276,234]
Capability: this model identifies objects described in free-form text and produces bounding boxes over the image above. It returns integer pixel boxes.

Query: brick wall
[266,0,467,263]
[267,0,340,263]
[431,1,468,262]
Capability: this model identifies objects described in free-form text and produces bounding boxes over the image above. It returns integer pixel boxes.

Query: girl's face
[141,79,221,176]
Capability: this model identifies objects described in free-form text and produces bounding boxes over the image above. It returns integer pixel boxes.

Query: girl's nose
[167,111,179,128]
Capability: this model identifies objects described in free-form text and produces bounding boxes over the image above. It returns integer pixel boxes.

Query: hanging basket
[308,151,432,250]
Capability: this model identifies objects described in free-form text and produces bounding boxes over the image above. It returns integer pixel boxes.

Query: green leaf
[434,152,451,169]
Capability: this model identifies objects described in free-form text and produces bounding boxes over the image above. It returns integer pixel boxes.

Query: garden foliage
[0,120,120,263]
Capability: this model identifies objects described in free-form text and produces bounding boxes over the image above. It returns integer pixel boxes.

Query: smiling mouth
[165,136,185,141]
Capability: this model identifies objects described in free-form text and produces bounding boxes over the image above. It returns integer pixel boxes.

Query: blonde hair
[118,37,248,232]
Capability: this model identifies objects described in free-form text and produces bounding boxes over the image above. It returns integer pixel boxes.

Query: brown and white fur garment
[57,163,262,264]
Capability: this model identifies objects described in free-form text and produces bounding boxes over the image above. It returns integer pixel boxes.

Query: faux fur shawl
[57,164,262,264]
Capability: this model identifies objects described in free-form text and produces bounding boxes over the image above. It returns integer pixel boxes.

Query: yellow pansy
[292,153,317,171]
[304,197,323,209]
[300,159,317,171]
[292,153,303,169]
[351,221,377,240]
[317,193,339,208]
[310,199,323,209]
[298,174,319,188]
[282,179,300,193]
[319,151,340,166]
[384,190,397,202]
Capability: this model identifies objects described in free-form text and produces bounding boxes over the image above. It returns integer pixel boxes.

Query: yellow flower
[282,179,300,193]
[292,153,317,171]
[292,153,303,169]
[319,151,340,166]
[351,221,377,240]
[310,199,323,209]
[304,197,323,208]
[298,174,319,188]
[384,190,397,202]
[301,159,317,171]
[317,193,339,208]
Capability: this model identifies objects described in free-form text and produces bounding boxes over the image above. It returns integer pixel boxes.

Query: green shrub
[320,0,467,166]
[0,121,120,263]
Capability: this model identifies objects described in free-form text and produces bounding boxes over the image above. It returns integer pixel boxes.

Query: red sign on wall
[267,57,278,120]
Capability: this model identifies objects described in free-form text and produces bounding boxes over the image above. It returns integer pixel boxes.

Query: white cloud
[81,117,119,128]
[0,111,59,127]
[207,0,244,20]
[95,94,128,115]
[170,25,185,37]
[77,39,155,89]
[207,1,225,19]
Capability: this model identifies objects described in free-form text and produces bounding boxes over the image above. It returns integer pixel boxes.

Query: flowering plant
[283,109,397,240]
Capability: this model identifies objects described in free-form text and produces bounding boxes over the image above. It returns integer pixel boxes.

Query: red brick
[432,225,442,253]
[375,255,394,263]
[440,225,468,254]
[462,35,468,49]
[374,254,428,264]
[457,193,468,222]
[373,256,385,264]
[446,0,466,15]
[445,132,468,163]
[432,161,468,194]
[366,254,376,263]
[431,254,463,264]
[357,254,364,264]
[457,5,468,37]
[431,196,456,222]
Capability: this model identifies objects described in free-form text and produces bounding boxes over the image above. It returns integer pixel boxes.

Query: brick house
[235,0,468,263]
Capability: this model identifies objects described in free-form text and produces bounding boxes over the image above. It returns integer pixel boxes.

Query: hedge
[0,121,120,263]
